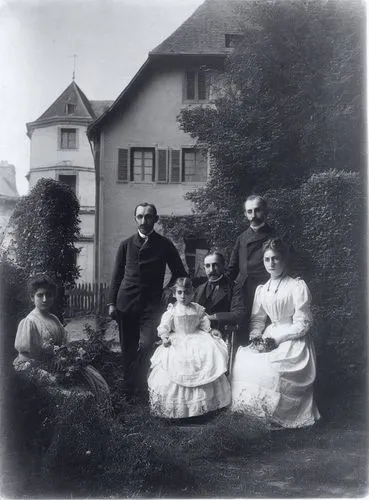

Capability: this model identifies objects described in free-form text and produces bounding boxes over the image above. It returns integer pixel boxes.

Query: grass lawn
[2,318,367,498]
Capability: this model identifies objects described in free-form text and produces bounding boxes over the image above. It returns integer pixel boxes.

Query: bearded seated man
[193,250,245,336]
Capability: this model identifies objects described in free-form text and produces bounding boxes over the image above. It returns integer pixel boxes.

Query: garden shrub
[265,171,365,397]
[39,390,112,496]
[9,178,80,321]
[298,170,366,396]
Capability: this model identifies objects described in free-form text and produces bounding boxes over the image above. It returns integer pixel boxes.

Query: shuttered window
[184,69,209,101]
[131,148,155,182]
[118,148,129,181]
[157,149,167,182]
[171,150,180,182]
[182,148,208,182]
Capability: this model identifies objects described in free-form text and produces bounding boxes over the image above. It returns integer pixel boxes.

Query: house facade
[88,0,244,283]
[26,82,112,282]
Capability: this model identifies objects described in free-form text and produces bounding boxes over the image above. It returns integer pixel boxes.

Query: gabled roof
[27,82,113,137]
[151,0,246,56]
[37,81,95,121]
[88,0,247,137]
[90,100,114,118]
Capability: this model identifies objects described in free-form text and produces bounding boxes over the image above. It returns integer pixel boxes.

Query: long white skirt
[231,337,320,428]
[148,332,231,419]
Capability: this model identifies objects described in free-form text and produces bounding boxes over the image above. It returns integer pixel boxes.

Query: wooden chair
[223,323,238,376]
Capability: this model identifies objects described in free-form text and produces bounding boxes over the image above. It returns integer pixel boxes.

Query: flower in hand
[249,336,277,352]
[162,337,171,347]
[263,337,277,352]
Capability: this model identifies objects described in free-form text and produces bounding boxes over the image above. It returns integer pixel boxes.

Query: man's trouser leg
[133,309,160,395]
[116,311,140,396]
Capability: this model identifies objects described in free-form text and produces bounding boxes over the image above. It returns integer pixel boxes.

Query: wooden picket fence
[66,282,110,317]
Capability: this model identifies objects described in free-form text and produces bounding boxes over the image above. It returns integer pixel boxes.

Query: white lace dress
[148,302,231,418]
[231,276,320,428]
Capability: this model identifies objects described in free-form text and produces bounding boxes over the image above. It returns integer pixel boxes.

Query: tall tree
[179,0,365,245]
[10,178,80,319]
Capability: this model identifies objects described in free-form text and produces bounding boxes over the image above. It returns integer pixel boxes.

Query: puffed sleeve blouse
[248,276,313,345]
[14,309,67,364]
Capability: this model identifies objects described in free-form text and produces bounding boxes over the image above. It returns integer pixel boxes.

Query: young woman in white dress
[14,274,111,412]
[148,277,231,419]
[231,238,320,428]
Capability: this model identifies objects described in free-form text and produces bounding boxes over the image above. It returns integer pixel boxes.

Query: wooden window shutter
[198,70,207,100]
[171,150,180,182]
[157,149,167,182]
[118,148,129,181]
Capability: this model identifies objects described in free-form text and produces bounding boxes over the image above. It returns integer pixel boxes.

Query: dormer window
[184,69,209,102]
[65,103,76,115]
[225,33,242,49]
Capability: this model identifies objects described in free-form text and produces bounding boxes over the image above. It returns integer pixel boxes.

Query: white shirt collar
[138,229,154,239]
[250,222,265,232]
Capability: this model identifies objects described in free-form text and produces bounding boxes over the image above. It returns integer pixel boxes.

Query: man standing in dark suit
[228,195,276,343]
[193,250,245,331]
[108,202,186,398]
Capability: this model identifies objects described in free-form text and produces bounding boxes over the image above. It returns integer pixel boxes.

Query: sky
[0,0,203,195]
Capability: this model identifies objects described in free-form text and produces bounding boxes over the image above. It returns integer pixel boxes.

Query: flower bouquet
[249,336,277,353]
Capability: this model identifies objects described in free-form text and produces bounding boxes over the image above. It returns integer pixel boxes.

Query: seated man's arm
[210,281,246,325]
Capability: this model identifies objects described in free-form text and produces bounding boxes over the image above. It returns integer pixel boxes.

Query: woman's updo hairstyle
[27,274,57,297]
[262,238,290,262]
[171,277,193,294]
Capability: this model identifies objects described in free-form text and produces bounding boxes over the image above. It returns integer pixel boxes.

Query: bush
[265,171,366,396]
[9,178,80,321]
[298,171,366,395]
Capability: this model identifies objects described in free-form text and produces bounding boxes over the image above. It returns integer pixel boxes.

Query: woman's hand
[249,336,277,353]
[262,337,277,352]
[162,336,171,347]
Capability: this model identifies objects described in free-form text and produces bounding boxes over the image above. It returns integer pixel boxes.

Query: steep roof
[37,81,95,121]
[88,0,248,137]
[150,0,246,56]
[90,100,114,118]
[27,82,114,137]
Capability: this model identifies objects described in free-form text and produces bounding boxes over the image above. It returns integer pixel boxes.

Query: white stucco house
[87,0,244,283]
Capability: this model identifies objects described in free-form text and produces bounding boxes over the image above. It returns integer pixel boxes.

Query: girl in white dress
[148,277,231,419]
[231,238,320,428]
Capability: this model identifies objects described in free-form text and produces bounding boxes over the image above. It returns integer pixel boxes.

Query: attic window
[225,34,242,49]
[65,103,76,115]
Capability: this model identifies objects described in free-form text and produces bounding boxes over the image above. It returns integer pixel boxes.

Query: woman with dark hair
[231,239,320,429]
[13,274,111,413]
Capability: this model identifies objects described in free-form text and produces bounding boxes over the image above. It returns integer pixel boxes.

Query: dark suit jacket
[228,223,276,287]
[193,276,245,326]
[109,231,186,313]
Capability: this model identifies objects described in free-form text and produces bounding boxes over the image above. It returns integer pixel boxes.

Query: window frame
[59,127,78,150]
[181,147,208,183]
[57,171,78,195]
[130,147,156,183]
[183,68,209,103]
[65,103,76,115]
